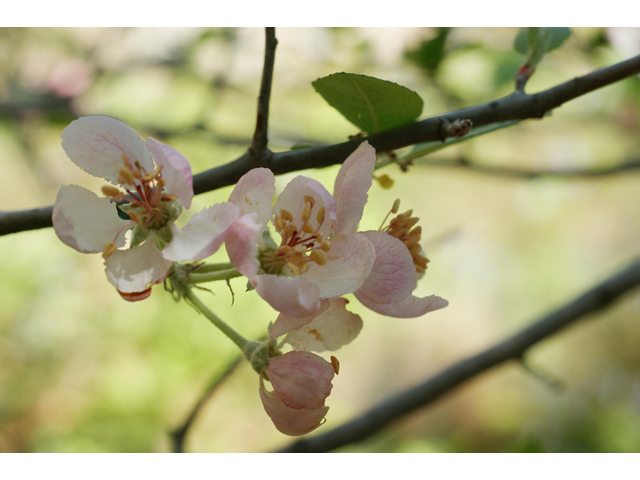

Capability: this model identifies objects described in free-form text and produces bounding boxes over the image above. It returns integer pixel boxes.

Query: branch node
[440,118,473,141]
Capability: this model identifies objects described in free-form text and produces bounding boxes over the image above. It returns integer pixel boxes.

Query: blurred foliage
[1,27,640,453]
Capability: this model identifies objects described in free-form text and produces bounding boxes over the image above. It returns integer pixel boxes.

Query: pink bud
[265,351,334,410]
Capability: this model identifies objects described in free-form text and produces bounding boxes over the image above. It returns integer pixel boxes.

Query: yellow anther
[403,209,413,218]
[133,170,142,179]
[274,216,283,231]
[302,223,315,234]
[321,240,331,252]
[392,199,400,214]
[303,195,315,208]
[102,241,117,259]
[118,167,135,185]
[101,185,121,198]
[330,356,340,375]
[157,178,166,188]
[286,262,301,276]
[309,250,326,266]
[160,194,178,202]
[280,209,293,222]
[299,263,309,274]
[315,232,323,242]
[302,202,311,222]
[121,153,131,167]
[316,206,325,225]
[408,226,422,242]
[376,174,394,189]
[277,245,292,255]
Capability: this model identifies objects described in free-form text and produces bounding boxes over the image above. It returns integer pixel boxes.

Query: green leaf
[312,73,423,134]
[514,27,572,56]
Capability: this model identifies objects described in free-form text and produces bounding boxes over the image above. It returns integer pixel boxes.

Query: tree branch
[2,55,640,237]
[277,257,640,452]
[248,27,278,163]
[170,355,242,453]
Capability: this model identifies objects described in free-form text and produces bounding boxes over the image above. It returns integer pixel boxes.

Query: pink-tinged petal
[118,288,152,302]
[285,297,363,352]
[266,351,334,410]
[104,231,174,294]
[162,202,239,262]
[302,233,375,298]
[259,386,329,436]
[355,231,416,304]
[255,275,321,317]
[145,137,193,209]
[355,291,449,318]
[61,116,153,184]
[229,168,276,227]
[272,176,337,236]
[225,213,262,281]
[333,141,376,234]
[270,300,330,340]
[53,184,130,253]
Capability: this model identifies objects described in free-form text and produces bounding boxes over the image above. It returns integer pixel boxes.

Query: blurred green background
[1,27,640,453]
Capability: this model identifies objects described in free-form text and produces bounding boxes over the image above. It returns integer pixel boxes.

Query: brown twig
[248,27,278,163]
[277,257,640,452]
[2,55,640,237]
[170,355,242,453]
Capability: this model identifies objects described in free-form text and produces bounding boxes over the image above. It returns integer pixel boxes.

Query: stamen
[391,199,400,214]
[118,167,135,185]
[102,241,117,259]
[280,209,293,222]
[321,240,331,252]
[316,206,325,225]
[330,356,340,375]
[286,262,301,276]
[302,203,311,222]
[309,250,326,266]
[126,210,143,225]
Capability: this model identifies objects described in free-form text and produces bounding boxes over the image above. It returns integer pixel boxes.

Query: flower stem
[187,268,243,284]
[184,287,249,351]
[192,262,235,273]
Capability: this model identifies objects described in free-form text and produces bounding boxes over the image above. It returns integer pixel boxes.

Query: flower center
[102,154,177,230]
[380,199,429,274]
[260,195,331,276]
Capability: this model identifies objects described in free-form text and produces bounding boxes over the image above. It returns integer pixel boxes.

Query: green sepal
[155,225,174,250]
[129,225,150,248]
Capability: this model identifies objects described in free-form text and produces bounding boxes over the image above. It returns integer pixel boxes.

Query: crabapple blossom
[330,140,449,318]
[225,142,378,318]
[53,115,238,301]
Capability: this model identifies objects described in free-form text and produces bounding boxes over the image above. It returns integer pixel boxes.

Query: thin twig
[249,27,278,163]
[2,55,640,237]
[417,157,640,180]
[170,355,243,453]
[277,257,640,452]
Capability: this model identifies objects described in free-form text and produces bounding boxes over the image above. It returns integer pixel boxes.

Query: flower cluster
[54,116,448,436]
